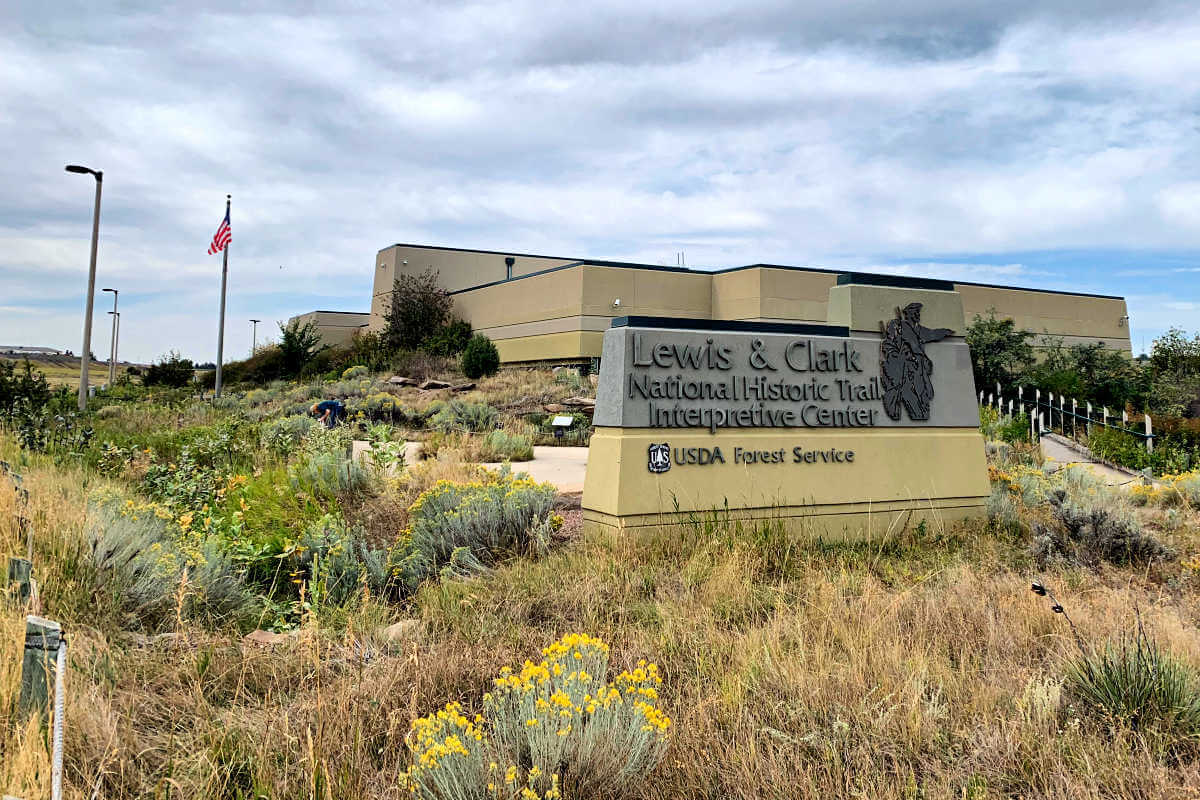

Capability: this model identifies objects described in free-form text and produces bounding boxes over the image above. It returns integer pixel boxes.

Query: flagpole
[214,194,230,398]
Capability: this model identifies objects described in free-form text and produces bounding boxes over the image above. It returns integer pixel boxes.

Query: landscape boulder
[419,379,451,391]
[388,375,417,387]
[242,629,295,647]
[450,382,476,393]
[377,619,423,645]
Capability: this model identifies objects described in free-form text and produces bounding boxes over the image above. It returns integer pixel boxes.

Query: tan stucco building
[350,243,1132,364]
[288,310,370,349]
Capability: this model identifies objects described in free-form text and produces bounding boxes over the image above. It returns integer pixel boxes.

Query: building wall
[289,311,369,349]
[357,244,1133,363]
[369,244,578,331]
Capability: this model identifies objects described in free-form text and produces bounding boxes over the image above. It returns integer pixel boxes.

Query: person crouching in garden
[311,399,347,429]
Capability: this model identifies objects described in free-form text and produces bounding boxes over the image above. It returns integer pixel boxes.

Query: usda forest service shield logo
[647,443,671,474]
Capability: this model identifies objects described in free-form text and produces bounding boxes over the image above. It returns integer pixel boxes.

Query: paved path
[353,440,590,492]
[1039,434,1142,487]
[484,446,589,493]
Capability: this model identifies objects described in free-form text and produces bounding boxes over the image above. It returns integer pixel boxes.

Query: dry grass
[5,434,1200,798]
[1,355,133,388]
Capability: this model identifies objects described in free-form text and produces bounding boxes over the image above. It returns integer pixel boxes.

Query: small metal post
[1122,409,1129,427]
[1072,398,1077,439]
[19,615,62,723]
[978,389,984,405]
[1103,406,1108,428]
[1086,402,1092,436]
[1145,414,1153,454]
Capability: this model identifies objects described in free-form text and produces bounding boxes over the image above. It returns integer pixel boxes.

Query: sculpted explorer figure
[879,303,952,421]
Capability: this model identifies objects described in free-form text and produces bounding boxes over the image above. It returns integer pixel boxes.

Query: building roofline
[397,243,1126,301]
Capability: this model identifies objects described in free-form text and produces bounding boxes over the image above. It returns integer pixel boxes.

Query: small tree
[965,310,1035,393]
[385,269,453,351]
[1147,328,1200,417]
[143,351,195,387]
[460,334,500,379]
[278,319,328,378]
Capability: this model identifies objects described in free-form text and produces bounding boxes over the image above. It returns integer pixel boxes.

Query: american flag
[207,208,231,255]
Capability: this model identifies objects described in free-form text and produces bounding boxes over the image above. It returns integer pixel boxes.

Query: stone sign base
[582,426,990,540]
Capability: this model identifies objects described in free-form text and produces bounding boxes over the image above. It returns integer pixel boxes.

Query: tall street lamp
[107,311,121,386]
[249,318,261,356]
[102,288,118,385]
[66,164,103,410]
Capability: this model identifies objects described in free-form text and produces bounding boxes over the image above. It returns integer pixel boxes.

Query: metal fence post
[1086,402,1092,436]
[1145,414,1153,454]
[1072,398,1077,439]
[1122,409,1129,427]
[1103,406,1108,428]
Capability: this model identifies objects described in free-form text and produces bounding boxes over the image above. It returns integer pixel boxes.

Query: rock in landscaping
[563,396,596,409]
[450,382,476,393]
[377,619,423,644]
[419,379,451,390]
[543,403,567,413]
[242,629,294,647]
[388,375,417,386]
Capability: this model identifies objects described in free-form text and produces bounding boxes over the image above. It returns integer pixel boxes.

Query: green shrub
[1030,487,1171,568]
[396,471,558,590]
[1088,426,1150,471]
[87,498,254,629]
[423,318,473,357]
[143,351,195,388]
[261,415,319,457]
[430,400,499,433]
[1066,624,1200,745]
[293,514,391,606]
[479,429,533,461]
[289,450,369,497]
[461,333,500,379]
[341,365,369,380]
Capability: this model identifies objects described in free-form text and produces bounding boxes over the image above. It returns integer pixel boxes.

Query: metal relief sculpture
[879,303,953,422]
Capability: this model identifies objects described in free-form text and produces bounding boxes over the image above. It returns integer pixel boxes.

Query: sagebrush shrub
[87,498,253,629]
[430,400,499,433]
[289,451,369,497]
[479,429,534,462]
[341,364,369,380]
[1033,489,1172,568]
[396,472,557,589]
[402,634,670,800]
[261,414,319,457]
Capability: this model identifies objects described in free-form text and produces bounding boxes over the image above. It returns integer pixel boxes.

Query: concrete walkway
[353,440,590,492]
[484,446,589,493]
[1039,433,1143,487]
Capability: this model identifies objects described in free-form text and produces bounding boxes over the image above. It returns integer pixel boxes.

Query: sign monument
[582,274,990,538]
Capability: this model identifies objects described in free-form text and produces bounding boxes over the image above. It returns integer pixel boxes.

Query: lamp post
[102,288,118,385]
[65,164,103,410]
[107,311,120,384]
[249,318,261,356]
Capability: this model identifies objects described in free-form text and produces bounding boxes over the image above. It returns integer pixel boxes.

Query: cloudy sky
[3,1,1199,363]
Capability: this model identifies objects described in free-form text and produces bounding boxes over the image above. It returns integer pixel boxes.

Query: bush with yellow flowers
[402,634,671,800]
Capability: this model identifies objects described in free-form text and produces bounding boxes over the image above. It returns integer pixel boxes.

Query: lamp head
[65,164,101,180]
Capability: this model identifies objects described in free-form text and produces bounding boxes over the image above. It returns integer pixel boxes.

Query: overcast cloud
[2,1,1199,361]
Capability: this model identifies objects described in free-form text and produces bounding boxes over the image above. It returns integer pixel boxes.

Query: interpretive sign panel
[594,313,978,432]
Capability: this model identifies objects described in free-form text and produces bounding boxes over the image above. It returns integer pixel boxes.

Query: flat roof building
[359,243,1131,365]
